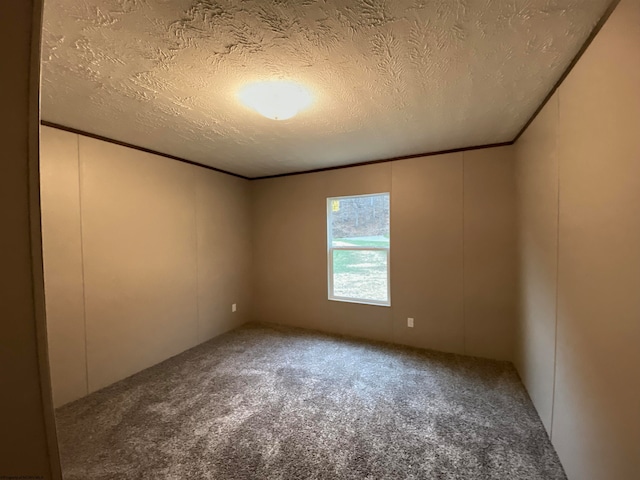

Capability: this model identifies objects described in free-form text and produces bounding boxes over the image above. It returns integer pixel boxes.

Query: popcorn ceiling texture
[41,0,611,177]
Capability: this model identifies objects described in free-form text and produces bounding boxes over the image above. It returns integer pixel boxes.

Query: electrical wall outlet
[232,303,237,312]
[407,317,414,328]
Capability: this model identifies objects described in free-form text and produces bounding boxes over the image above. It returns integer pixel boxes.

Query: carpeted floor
[55,323,566,479]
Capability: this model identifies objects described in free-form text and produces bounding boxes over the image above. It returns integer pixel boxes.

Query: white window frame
[327,193,391,307]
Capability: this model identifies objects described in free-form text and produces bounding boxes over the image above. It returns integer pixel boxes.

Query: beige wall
[40,128,87,407]
[515,0,640,478]
[463,148,518,360]
[0,0,61,478]
[515,93,559,433]
[252,146,517,360]
[40,126,252,406]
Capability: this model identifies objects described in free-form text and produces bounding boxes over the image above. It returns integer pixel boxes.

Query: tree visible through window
[327,193,390,306]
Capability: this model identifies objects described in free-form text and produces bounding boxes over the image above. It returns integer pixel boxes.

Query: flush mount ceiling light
[237,81,313,121]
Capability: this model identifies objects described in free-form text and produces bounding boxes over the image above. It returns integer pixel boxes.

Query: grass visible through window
[332,236,389,302]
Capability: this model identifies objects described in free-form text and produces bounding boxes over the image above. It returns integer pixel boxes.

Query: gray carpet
[56,323,566,479]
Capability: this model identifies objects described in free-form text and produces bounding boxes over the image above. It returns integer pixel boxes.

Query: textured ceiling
[41,0,611,178]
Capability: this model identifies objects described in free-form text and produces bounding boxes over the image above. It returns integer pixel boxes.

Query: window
[327,193,390,306]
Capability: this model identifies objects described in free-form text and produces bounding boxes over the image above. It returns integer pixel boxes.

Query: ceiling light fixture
[237,81,313,120]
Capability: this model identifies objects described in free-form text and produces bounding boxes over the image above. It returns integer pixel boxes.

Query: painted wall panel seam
[462,152,466,355]
[75,133,90,397]
[194,174,201,342]
[549,92,561,441]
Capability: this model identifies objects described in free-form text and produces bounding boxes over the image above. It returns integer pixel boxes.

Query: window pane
[330,194,389,248]
[332,249,388,303]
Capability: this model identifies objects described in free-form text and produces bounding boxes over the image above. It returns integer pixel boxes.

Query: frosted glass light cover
[237,81,313,120]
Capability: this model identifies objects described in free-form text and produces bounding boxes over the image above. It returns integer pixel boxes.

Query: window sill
[328,297,391,308]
